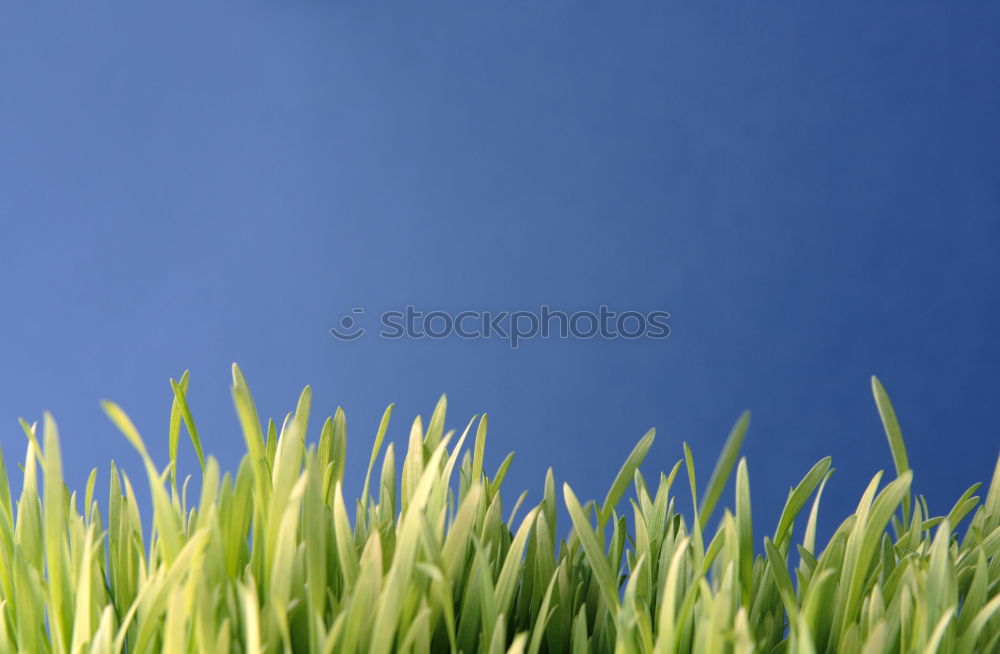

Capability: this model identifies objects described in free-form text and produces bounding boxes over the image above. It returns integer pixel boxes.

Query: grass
[0,366,998,654]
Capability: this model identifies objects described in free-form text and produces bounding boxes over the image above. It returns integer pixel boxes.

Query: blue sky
[1,3,998,540]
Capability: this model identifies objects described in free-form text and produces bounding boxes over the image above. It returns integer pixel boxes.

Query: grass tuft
[0,367,997,653]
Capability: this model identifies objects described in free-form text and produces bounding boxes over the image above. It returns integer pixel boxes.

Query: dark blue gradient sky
[1,3,998,541]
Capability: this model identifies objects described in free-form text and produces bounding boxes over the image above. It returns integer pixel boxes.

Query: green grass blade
[699,411,750,529]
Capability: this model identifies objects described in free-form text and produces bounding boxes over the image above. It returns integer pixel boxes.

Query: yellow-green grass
[0,365,997,653]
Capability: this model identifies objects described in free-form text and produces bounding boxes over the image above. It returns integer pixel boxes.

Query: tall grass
[0,365,997,653]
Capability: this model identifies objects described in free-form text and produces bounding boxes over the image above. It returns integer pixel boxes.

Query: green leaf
[564,483,620,612]
[699,411,750,529]
[872,376,911,523]
[599,428,655,529]
[169,373,205,473]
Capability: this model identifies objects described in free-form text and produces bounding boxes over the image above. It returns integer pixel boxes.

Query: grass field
[0,365,997,653]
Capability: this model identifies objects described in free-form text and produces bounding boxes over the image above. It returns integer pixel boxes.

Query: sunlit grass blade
[872,376,911,524]
[169,372,205,473]
[699,411,750,529]
[599,428,655,529]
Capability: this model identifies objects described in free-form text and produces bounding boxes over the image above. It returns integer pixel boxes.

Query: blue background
[1,3,998,541]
